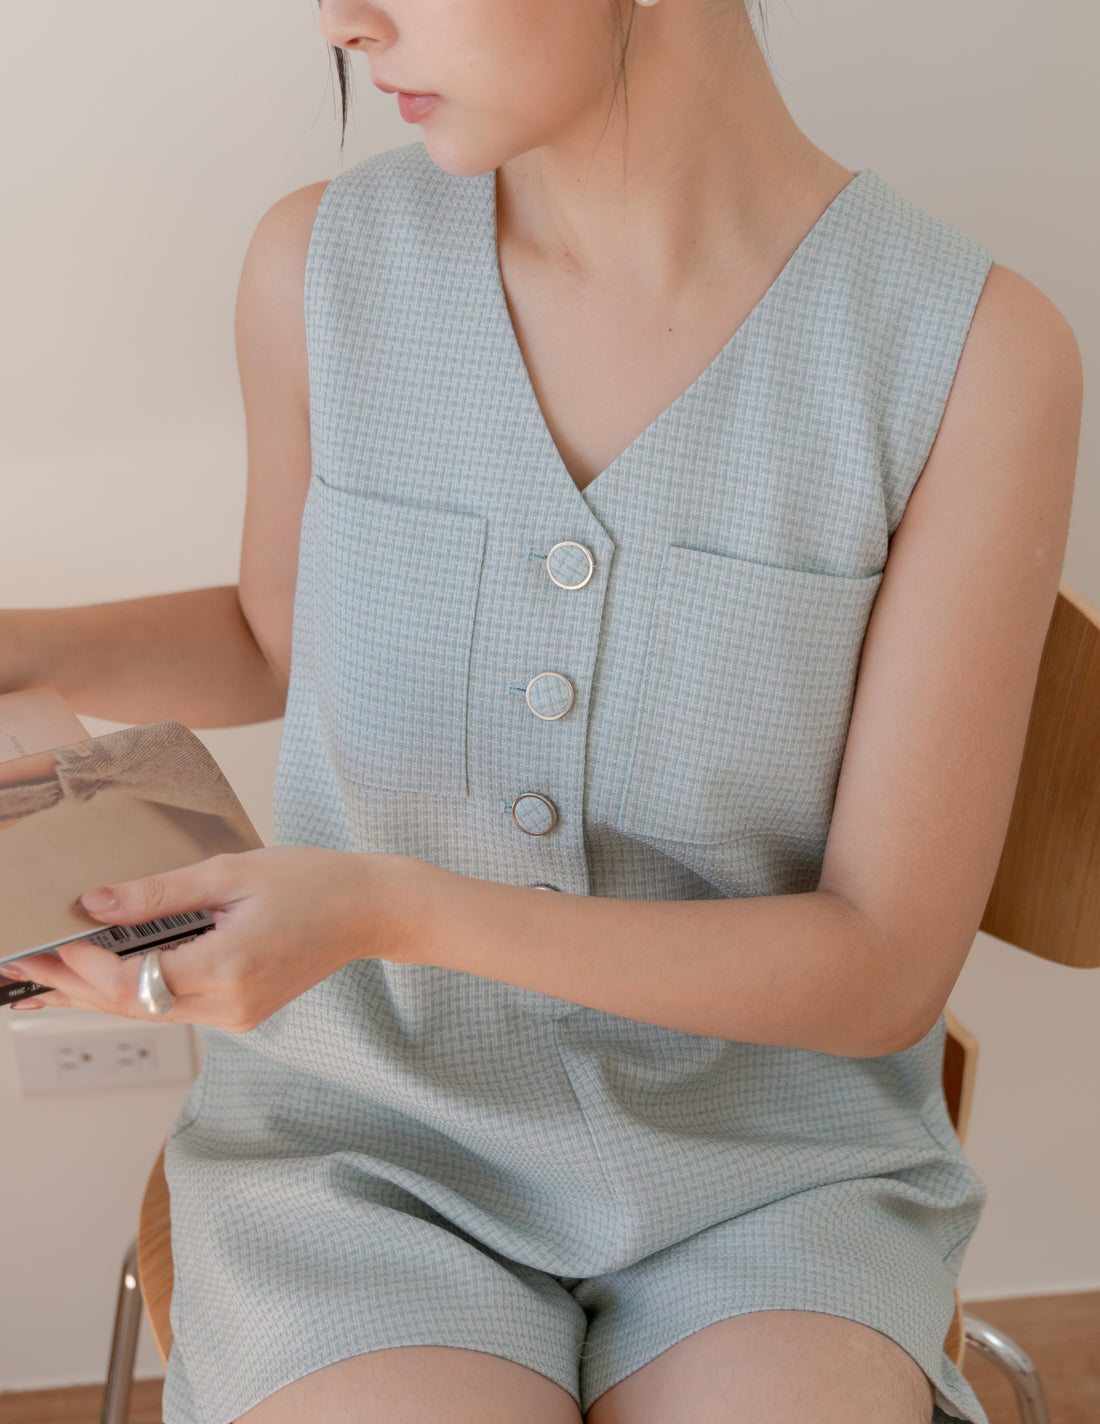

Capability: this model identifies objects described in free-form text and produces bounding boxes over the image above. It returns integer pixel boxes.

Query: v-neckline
[485,167,871,503]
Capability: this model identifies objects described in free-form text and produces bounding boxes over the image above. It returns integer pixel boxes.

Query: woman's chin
[418,121,535,180]
[419,139,498,180]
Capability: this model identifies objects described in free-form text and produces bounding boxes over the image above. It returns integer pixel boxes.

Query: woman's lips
[372,79,441,123]
[396,92,441,123]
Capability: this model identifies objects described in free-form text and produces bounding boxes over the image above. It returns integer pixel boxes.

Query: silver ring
[136,948,176,1017]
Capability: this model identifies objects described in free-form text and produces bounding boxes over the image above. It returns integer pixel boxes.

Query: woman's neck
[496,4,850,299]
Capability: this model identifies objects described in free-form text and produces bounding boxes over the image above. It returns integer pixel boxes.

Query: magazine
[0,690,264,1004]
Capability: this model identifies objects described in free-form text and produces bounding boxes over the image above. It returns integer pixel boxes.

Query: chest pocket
[614,546,883,846]
[311,481,488,797]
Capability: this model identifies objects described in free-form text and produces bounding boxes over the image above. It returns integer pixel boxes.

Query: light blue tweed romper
[162,141,993,1424]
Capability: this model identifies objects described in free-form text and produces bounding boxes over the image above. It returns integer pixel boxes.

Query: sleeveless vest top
[274,141,992,917]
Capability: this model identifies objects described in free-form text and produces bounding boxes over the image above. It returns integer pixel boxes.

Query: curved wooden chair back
[941,1007,979,1366]
[939,579,1100,1366]
[137,1144,173,1367]
[981,582,1100,969]
[134,583,1100,1377]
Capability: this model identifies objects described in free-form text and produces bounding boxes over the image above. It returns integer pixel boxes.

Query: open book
[0,689,264,1004]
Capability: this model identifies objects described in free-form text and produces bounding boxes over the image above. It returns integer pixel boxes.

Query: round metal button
[511,793,558,837]
[546,541,595,590]
[525,671,575,721]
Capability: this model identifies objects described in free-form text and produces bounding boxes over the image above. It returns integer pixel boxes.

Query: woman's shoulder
[248,180,333,264]
[967,261,1080,362]
[936,257,1082,500]
[244,143,452,264]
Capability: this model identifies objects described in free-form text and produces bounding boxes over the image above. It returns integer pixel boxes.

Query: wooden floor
[0,1378,163,1424]
[955,1290,1099,1424]
[1,1291,1096,1423]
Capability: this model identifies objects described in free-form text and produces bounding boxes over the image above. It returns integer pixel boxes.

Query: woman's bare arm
[813,262,1082,1044]
[234,180,329,692]
[1,181,328,729]
[2,589,282,727]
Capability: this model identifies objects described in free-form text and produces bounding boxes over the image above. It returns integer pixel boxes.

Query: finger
[3,953,72,986]
[77,853,245,926]
[3,945,118,1007]
[5,941,174,1020]
[58,939,178,999]
[6,939,152,996]
[60,939,197,1021]
[11,992,71,1010]
[3,960,68,1007]
[8,939,120,985]
[56,938,149,993]
[8,939,203,1020]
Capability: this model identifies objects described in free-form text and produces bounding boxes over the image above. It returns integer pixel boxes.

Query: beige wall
[1,0,1097,1393]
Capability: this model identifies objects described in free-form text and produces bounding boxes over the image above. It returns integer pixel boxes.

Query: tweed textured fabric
[162,141,994,1424]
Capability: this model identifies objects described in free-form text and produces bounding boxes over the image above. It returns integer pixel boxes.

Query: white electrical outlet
[8,1008,196,1095]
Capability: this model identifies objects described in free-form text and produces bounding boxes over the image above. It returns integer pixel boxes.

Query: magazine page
[0,718,264,966]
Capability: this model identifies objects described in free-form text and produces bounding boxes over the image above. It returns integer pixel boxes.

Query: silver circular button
[525,671,575,721]
[546,541,595,590]
[511,793,558,837]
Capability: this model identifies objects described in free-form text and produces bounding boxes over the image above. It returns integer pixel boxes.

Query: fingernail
[78,888,120,913]
[2,965,27,980]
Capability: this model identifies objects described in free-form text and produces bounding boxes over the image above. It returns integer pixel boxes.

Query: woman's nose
[318,0,395,52]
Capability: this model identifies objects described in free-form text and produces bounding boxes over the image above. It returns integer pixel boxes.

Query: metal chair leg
[962,1313,1052,1424]
[100,1237,143,1424]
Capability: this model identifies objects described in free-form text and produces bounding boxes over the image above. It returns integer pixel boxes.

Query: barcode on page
[87,911,214,950]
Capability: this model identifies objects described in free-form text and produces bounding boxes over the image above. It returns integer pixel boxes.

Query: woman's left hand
[4,847,421,1029]
[0,750,58,788]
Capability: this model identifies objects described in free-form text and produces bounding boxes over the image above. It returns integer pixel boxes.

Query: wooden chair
[99,582,1100,1424]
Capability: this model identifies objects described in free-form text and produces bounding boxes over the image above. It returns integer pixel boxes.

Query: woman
[3,0,1081,1419]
